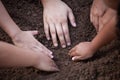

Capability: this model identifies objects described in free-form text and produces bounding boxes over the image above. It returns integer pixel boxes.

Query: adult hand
[42,0,76,48]
[12,30,53,58]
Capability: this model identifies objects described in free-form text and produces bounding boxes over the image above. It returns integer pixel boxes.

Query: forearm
[91,16,117,51]
[0,41,38,67]
[0,1,21,39]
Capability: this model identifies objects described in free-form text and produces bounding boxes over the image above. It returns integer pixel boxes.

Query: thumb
[72,56,83,61]
[68,9,76,27]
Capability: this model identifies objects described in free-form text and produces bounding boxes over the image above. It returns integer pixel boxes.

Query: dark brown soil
[0,0,120,80]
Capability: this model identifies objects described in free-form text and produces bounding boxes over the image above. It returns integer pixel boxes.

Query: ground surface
[0,0,120,80]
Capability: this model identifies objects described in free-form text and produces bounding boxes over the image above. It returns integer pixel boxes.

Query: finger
[69,46,76,54]
[94,15,99,31]
[30,45,53,58]
[30,30,38,35]
[31,41,53,56]
[37,46,54,58]
[36,42,53,55]
[44,51,54,58]
[90,6,99,31]
[90,5,95,24]
[68,9,76,27]
[62,22,71,46]
[55,23,66,48]
[44,17,50,40]
[69,47,78,57]
[92,14,95,27]
[72,56,83,61]
[70,51,78,57]
[40,48,53,58]
[92,15,99,31]
[90,12,93,23]
[90,8,93,23]
[49,23,58,47]
[99,17,104,32]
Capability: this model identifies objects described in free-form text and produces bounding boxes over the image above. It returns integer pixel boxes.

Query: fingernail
[67,42,71,46]
[72,57,75,61]
[62,45,66,48]
[47,37,50,40]
[73,23,76,27]
[54,43,58,47]
[51,55,54,58]
[50,52,53,55]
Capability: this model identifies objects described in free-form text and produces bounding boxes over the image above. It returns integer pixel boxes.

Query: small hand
[43,0,76,48]
[12,30,53,58]
[69,42,96,61]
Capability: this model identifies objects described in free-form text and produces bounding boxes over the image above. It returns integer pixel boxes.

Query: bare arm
[91,16,117,50]
[0,1,21,38]
[0,41,38,67]
[0,41,59,71]
[69,15,118,61]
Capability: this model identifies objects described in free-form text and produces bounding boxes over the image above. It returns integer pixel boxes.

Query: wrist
[0,21,22,39]
[10,28,22,39]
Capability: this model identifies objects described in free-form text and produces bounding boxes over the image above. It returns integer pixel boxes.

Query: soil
[0,0,120,80]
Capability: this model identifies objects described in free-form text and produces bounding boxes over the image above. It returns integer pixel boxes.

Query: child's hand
[12,30,53,58]
[68,42,96,61]
[42,0,76,48]
[34,52,59,72]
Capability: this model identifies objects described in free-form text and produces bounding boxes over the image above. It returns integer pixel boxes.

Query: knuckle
[64,30,69,35]
[75,50,78,54]
[62,19,67,23]
[58,32,63,37]
[54,18,60,23]
[51,31,56,35]
[58,16,67,24]
[59,36,65,42]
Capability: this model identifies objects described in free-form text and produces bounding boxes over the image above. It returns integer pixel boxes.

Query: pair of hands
[12,30,59,72]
